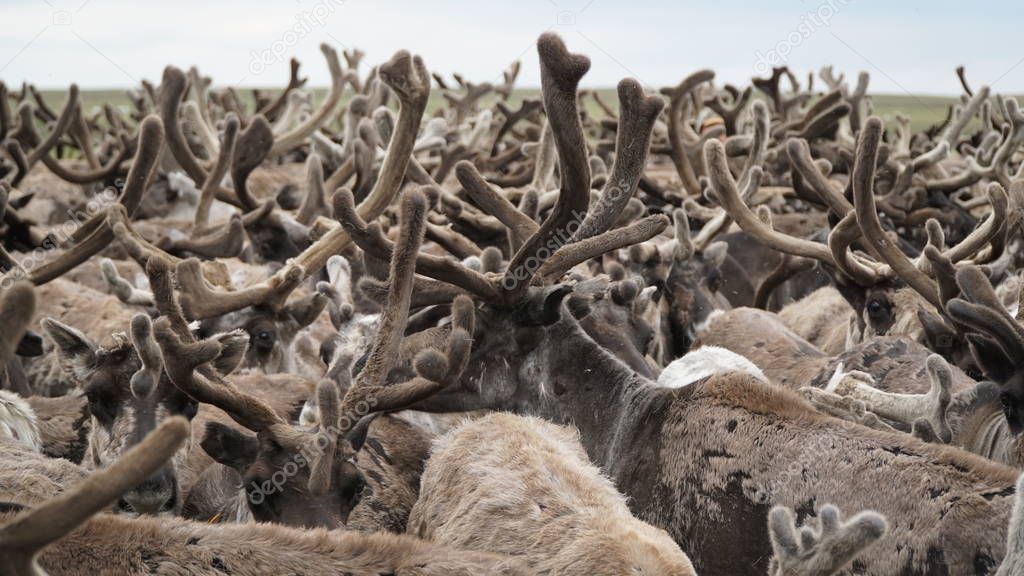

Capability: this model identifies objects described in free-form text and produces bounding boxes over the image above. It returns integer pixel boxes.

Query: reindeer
[152,189,471,530]
[0,418,532,576]
[332,35,1021,574]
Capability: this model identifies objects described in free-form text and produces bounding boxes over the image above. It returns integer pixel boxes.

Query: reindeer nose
[118,468,177,515]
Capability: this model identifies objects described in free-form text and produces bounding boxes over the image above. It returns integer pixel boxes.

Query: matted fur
[631,371,1018,574]
[15,512,533,576]
[409,413,696,576]
[448,306,1019,574]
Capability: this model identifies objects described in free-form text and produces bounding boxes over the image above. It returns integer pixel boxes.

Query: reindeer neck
[530,316,661,468]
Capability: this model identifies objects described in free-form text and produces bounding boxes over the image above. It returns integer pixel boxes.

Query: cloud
[0,0,1020,94]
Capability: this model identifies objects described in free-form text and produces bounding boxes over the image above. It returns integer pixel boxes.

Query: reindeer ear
[275,183,302,210]
[703,241,729,269]
[200,422,259,472]
[345,414,378,453]
[41,318,97,381]
[833,279,867,313]
[520,284,573,326]
[965,333,1016,383]
[9,192,34,210]
[287,292,328,329]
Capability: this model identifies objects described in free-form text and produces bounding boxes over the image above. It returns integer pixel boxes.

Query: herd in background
[3,30,1024,574]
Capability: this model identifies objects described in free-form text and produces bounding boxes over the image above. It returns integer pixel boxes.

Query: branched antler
[768,504,888,576]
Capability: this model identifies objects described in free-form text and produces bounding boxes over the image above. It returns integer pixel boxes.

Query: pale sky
[0,0,1021,95]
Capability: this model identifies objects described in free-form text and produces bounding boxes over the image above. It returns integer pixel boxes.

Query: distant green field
[33,87,1022,133]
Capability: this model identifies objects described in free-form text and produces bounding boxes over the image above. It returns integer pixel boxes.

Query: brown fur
[429,305,1019,574]
[0,430,531,576]
[410,413,695,576]
[26,393,90,463]
[25,280,135,396]
[695,307,830,388]
[779,286,853,354]
[346,415,434,533]
[0,436,88,504]
[13,512,533,575]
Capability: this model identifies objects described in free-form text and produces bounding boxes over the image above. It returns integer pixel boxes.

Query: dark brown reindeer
[380,38,1020,568]
[711,130,1006,356]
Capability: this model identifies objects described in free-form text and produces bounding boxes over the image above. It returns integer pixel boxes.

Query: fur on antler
[15,116,163,286]
[0,417,189,576]
[828,355,954,442]
[270,44,347,156]
[768,504,888,576]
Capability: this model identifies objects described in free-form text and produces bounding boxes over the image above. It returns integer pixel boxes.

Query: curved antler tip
[537,32,591,79]
[130,312,153,334]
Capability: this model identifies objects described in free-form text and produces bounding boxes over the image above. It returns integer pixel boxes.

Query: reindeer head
[946,266,1024,435]
[197,290,326,374]
[628,207,733,359]
[40,314,246,516]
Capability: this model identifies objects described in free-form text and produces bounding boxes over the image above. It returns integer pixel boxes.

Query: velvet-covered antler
[0,417,189,576]
[768,504,888,576]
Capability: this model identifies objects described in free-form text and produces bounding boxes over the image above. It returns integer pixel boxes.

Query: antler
[0,417,188,576]
[573,79,665,241]
[154,317,283,432]
[18,116,163,286]
[499,33,591,303]
[946,266,1024,365]
[0,282,35,367]
[270,44,346,156]
[851,118,941,309]
[338,189,473,433]
[100,259,153,306]
[768,504,888,576]
[829,355,953,443]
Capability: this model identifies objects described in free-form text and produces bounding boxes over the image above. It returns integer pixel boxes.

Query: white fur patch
[166,171,199,203]
[656,346,768,388]
[693,309,725,335]
[0,390,41,451]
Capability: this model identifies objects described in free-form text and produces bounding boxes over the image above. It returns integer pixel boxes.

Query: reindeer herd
[1,31,1024,575]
